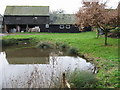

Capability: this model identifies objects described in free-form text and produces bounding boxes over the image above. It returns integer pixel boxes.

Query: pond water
[0,46,96,88]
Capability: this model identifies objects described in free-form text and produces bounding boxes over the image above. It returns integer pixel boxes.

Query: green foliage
[114,27,120,31]
[2,32,118,60]
[68,70,97,88]
[36,42,53,49]
[2,38,33,47]
[68,47,79,55]
[110,27,120,32]
[58,43,69,51]
[2,39,18,46]
[60,43,68,49]
[108,27,120,38]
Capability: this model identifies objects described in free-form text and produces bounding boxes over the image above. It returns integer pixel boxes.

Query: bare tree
[50,9,65,23]
[76,0,118,45]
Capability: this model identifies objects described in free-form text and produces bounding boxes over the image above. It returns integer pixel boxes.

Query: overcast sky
[0,0,119,15]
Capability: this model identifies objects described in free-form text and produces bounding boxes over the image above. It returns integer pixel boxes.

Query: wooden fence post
[62,73,71,89]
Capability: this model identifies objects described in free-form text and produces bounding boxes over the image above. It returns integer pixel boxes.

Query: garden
[1,31,119,88]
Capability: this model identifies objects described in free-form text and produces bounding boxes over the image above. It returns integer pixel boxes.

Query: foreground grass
[2,31,119,88]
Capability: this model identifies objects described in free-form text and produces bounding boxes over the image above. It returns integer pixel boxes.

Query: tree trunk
[104,29,108,46]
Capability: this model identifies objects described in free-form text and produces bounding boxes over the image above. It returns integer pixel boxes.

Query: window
[59,25,64,29]
[66,25,70,29]
[45,24,49,28]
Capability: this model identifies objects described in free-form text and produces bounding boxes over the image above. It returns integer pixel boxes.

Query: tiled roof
[4,6,49,16]
[50,14,77,24]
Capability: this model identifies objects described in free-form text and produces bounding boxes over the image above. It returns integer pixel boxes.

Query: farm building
[3,6,50,33]
[3,6,80,33]
[0,14,3,33]
[49,14,80,33]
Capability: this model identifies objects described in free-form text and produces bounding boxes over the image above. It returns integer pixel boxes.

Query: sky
[0,0,119,15]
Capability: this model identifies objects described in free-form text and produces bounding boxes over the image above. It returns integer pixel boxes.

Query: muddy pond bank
[2,39,94,64]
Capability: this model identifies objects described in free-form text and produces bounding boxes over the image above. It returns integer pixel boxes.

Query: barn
[3,6,50,33]
[3,6,81,33]
[49,14,80,33]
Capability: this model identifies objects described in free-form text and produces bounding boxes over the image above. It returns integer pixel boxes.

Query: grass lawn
[2,31,119,88]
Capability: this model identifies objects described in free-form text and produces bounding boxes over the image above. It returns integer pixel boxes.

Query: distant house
[49,14,80,33]
[0,14,3,33]
[3,6,49,33]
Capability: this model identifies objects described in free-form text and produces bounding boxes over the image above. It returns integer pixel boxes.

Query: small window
[66,25,70,29]
[59,25,64,29]
[45,24,49,28]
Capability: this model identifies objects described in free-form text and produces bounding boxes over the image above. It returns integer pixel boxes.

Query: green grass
[2,31,119,88]
[3,32,118,60]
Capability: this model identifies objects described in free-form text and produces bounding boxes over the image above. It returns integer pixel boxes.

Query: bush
[68,70,97,88]
[36,42,53,49]
[68,47,79,55]
[59,43,69,50]
[2,38,33,47]
[114,27,120,31]
[2,39,18,46]
[108,27,120,38]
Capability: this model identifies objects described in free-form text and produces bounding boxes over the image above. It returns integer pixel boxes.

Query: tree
[50,9,65,23]
[76,0,118,45]
[118,2,120,27]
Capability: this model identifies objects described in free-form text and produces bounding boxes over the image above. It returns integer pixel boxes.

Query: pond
[0,44,97,88]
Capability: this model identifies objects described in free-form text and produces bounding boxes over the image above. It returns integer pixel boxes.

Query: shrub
[36,42,53,49]
[108,27,120,38]
[2,39,18,46]
[60,43,69,50]
[68,47,79,55]
[55,42,61,49]
[68,70,97,88]
[2,38,33,47]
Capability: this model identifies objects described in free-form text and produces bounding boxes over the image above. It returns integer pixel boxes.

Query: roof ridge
[6,5,49,7]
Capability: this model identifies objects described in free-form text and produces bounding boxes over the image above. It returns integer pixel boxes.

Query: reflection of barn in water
[5,48,50,64]
[3,6,49,33]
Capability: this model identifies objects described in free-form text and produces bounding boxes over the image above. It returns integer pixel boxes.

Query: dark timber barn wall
[4,16,49,24]
[4,15,49,32]
[49,24,80,33]
[3,6,49,33]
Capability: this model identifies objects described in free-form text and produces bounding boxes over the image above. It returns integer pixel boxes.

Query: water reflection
[0,47,96,88]
[5,48,50,64]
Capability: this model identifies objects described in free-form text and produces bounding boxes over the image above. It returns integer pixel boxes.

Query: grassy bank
[2,31,119,88]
